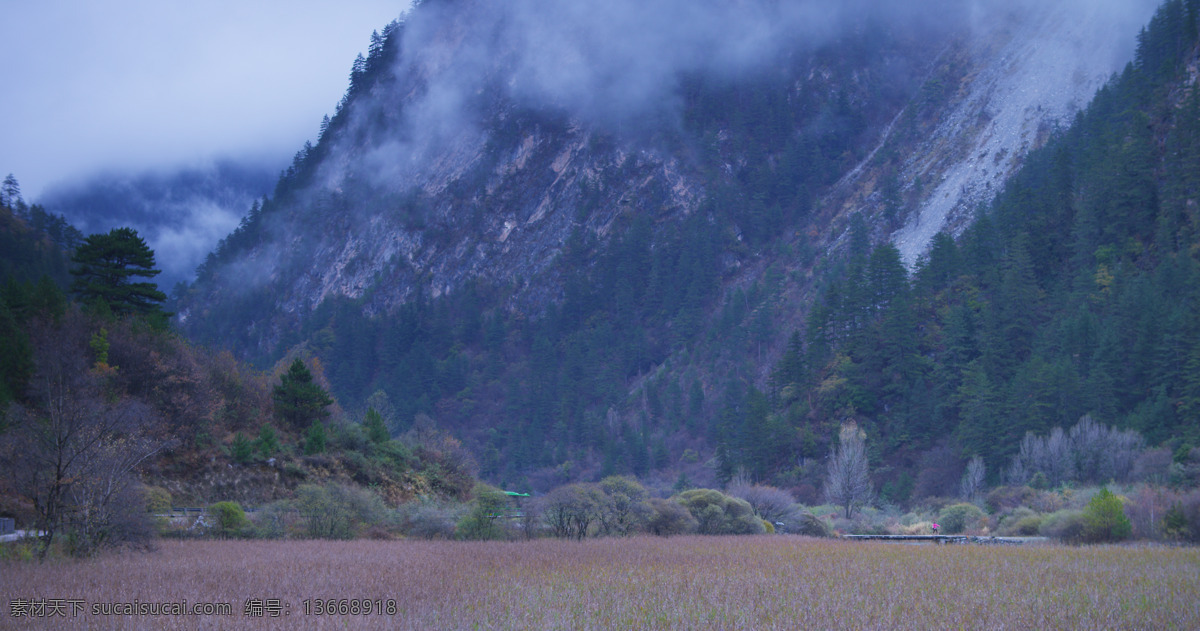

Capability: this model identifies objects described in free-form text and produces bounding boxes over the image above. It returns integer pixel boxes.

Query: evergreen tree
[69,227,167,318]
[364,407,390,444]
[274,359,334,430]
[304,419,327,455]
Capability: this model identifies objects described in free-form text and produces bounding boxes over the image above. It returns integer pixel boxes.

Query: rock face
[890,0,1157,266]
[182,0,1156,367]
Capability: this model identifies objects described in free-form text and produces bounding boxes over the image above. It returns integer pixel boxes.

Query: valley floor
[3,536,1198,629]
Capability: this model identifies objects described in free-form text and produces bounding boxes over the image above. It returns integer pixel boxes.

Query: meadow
[3,536,1198,629]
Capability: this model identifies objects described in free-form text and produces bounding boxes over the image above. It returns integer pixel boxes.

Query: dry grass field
[3,536,1198,629]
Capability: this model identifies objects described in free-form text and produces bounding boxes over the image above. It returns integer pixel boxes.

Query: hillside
[762,0,1200,502]
[175,0,1174,492]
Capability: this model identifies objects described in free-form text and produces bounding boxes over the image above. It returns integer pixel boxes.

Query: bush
[791,512,834,538]
[987,486,1036,513]
[597,476,651,536]
[676,489,765,535]
[1162,502,1189,541]
[250,500,301,539]
[398,500,467,539]
[143,486,172,514]
[938,503,987,534]
[1179,489,1200,543]
[727,484,800,524]
[997,507,1043,536]
[231,432,254,463]
[209,501,248,538]
[646,498,697,536]
[1082,488,1131,543]
[456,484,511,541]
[295,483,390,539]
[1039,509,1088,543]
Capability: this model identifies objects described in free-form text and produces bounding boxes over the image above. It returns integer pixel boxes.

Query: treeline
[736,0,1200,500]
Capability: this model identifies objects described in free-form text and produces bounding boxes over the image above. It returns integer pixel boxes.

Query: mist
[323,0,1156,193]
[41,160,278,290]
[201,0,1159,301]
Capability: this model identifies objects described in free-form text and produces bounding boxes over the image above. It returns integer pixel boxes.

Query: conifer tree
[70,227,167,317]
[274,359,334,430]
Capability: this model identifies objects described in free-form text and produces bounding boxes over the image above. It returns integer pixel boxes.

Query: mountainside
[178,0,1167,489]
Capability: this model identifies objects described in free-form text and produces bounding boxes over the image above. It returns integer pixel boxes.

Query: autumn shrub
[987,486,1035,513]
[1179,489,1200,543]
[728,483,801,525]
[792,512,834,538]
[398,499,468,539]
[997,507,1043,536]
[938,503,987,534]
[1125,485,1174,540]
[249,500,301,539]
[295,482,390,540]
[143,486,172,513]
[646,498,698,536]
[1039,509,1088,543]
[675,489,764,535]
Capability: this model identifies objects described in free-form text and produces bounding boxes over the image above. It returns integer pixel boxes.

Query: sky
[0,1,411,202]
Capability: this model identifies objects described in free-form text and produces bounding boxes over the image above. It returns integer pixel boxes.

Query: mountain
[178,0,1173,490]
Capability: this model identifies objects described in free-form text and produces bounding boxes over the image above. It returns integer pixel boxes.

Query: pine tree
[364,407,390,444]
[70,227,167,318]
[274,359,334,430]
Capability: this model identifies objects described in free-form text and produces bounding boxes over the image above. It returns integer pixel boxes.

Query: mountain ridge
[176,0,1169,488]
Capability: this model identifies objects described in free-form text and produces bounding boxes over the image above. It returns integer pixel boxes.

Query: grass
[3,536,1198,629]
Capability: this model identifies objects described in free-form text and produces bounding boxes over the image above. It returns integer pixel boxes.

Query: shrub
[728,484,800,524]
[1082,488,1131,543]
[456,484,511,541]
[1162,502,1189,541]
[998,507,1043,536]
[1180,489,1200,543]
[295,483,390,539]
[938,503,987,534]
[231,432,254,463]
[143,486,172,514]
[987,486,1036,513]
[791,512,834,538]
[1039,509,1088,543]
[676,489,765,535]
[398,500,467,539]
[250,500,301,539]
[597,476,651,536]
[646,498,697,536]
[209,502,248,538]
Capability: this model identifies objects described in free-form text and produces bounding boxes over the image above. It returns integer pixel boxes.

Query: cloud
[0,1,409,201]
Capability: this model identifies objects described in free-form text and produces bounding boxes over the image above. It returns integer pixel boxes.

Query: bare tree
[2,315,171,559]
[597,476,651,536]
[1006,415,1146,488]
[960,456,986,503]
[824,422,873,519]
[728,483,800,525]
[541,483,605,540]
